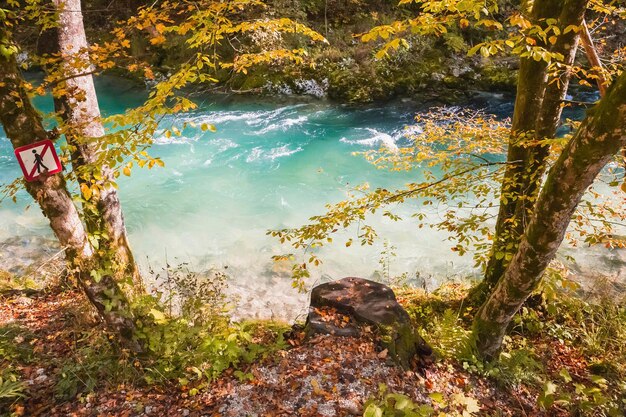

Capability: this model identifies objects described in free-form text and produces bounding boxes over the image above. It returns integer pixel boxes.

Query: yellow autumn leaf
[80,183,92,200]
[149,308,167,324]
[149,35,166,45]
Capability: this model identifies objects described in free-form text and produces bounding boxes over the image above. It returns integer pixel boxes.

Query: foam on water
[256,116,309,135]
[340,128,398,151]
[246,145,303,162]
[339,125,424,152]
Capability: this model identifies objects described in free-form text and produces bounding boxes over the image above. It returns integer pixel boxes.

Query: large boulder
[306,277,433,369]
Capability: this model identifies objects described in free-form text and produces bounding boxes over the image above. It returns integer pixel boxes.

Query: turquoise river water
[0,76,623,319]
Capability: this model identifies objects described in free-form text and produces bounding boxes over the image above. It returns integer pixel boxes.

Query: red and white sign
[14,140,63,182]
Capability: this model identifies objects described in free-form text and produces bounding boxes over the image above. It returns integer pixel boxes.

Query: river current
[0,76,623,320]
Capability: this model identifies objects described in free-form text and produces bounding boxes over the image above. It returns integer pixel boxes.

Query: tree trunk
[511,0,587,235]
[475,0,588,301]
[51,0,141,290]
[472,71,626,359]
[0,41,141,352]
[480,0,562,289]
[0,53,92,262]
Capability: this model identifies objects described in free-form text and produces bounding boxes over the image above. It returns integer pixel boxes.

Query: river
[0,76,623,320]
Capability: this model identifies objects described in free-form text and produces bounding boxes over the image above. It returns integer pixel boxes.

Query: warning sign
[14,140,63,182]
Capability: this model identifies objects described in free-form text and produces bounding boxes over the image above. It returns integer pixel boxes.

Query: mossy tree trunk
[509,0,588,247]
[51,0,141,291]
[0,37,141,352]
[472,71,626,359]
[475,0,589,302]
[0,50,92,263]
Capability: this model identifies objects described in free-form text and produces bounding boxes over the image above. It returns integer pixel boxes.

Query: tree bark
[511,0,588,236]
[51,0,141,290]
[0,40,141,352]
[0,51,92,262]
[480,0,562,291]
[472,71,626,359]
[476,0,588,301]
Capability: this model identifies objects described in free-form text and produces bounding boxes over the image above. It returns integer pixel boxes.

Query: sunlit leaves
[270,100,625,286]
[360,0,502,60]
[200,123,216,132]
[80,183,92,201]
[269,107,515,285]
[2,0,324,203]
[359,0,624,99]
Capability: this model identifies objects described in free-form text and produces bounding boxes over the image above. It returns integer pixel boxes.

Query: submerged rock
[306,277,433,369]
[0,236,65,288]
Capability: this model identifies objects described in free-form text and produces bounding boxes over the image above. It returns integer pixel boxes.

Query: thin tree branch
[383,161,519,205]
[580,19,608,97]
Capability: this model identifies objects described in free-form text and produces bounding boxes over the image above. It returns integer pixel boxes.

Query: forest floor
[1,280,624,417]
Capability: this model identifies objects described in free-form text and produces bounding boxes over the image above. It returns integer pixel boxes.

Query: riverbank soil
[1,279,624,416]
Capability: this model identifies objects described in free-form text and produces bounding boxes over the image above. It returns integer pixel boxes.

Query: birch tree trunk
[476,0,588,301]
[0,42,141,352]
[472,71,626,359]
[51,0,141,290]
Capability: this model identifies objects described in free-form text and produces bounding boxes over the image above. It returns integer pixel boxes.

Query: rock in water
[306,277,433,369]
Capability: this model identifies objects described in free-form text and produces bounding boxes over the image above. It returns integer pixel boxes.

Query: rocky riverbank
[2,233,624,324]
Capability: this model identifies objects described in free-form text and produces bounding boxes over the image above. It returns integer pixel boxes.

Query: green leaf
[590,375,607,386]
[468,44,482,56]
[149,308,167,324]
[363,404,383,417]
[392,394,412,410]
[429,392,446,405]
[90,269,102,283]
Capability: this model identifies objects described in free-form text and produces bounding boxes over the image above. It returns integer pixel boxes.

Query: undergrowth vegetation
[132,263,290,387]
[0,324,31,409]
[0,263,290,408]
[395,269,626,416]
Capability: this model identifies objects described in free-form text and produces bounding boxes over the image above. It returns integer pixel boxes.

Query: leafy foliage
[0,324,33,407]
[149,262,231,328]
[126,264,288,388]
[363,382,483,417]
[271,104,624,288]
[1,0,325,214]
[270,0,626,288]
[0,371,25,404]
[363,383,435,417]
[54,330,141,400]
